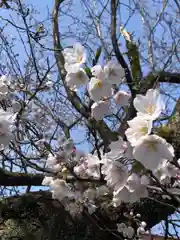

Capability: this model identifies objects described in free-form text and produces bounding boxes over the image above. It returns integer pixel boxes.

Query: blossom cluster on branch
[40,43,180,238]
[0,43,179,239]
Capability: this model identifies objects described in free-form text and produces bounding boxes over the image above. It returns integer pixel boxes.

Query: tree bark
[0,190,179,240]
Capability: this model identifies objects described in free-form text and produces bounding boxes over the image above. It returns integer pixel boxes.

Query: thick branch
[151,72,180,84]
[0,168,43,186]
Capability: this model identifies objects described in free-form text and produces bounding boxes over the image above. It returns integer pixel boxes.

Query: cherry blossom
[65,68,89,91]
[125,116,152,146]
[106,137,133,160]
[86,153,101,179]
[0,109,16,150]
[126,173,141,192]
[40,42,179,229]
[117,223,127,233]
[50,179,75,201]
[0,75,10,100]
[104,60,125,84]
[42,176,53,186]
[133,89,164,120]
[91,65,105,80]
[133,134,174,170]
[74,153,101,179]
[113,90,131,106]
[88,74,112,101]
[62,43,86,72]
[102,158,128,192]
[123,226,135,238]
[154,159,178,184]
[91,100,110,120]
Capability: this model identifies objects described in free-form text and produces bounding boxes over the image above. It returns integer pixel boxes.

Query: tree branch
[151,72,180,84]
[111,0,135,96]
[0,168,44,186]
[52,0,118,144]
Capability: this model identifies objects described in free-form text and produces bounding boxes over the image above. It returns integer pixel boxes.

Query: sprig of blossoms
[62,42,128,120]
[42,43,178,239]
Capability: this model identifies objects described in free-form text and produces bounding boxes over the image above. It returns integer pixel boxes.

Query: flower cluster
[42,43,180,239]
[125,89,174,172]
[63,43,130,120]
[0,75,17,150]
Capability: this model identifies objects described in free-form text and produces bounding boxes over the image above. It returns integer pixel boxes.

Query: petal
[133,95,150,113]
[104,61,125,84]
[74,42,86,62]
[133,136,163,170]
[88,78,112,101]
[91,101,110,120]
[114,90,131,106]
[91,65,105,80]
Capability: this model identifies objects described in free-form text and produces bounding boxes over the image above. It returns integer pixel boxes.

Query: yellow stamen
[77,55,83,63]
[62,167,68,173]
[94,79,102,89]
[146,141,157,152]
[146,104,155,114]
[140,127,148,134]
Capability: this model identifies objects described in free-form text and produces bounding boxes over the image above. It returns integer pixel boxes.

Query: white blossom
[117,223,127,233]
[102,158,128,192]
[91,100,110,120]
[126,173,141,192]
[74,161,87,177]
[74,153,101,179]
[45,80,53,88]
[63,43,86,72]
[133,134,174,171]
[137,227,145,235]
[104,60,125,84]
[141,221,147,228]
[124,226,135,238]
[46,154,57,168]
[113,90,131,106]
[45,153,64,172]
[0,109,15,150]
[154,159,178,184]
[65,68,89,91]
[50,179,74,201]
[133,89,164,120]
[88,65,112,101]
[91,65,105,80]
[42,176,53,185]
[0,75,10,100]
[106,137,133,160]
[125,116,152,146]
[86,153,101,178]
